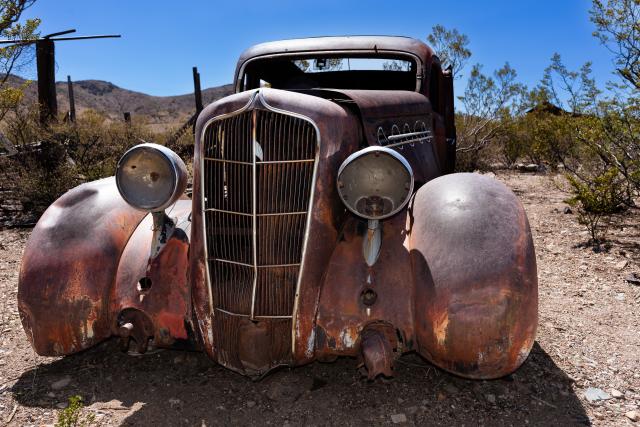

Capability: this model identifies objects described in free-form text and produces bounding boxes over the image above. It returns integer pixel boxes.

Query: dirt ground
[0,171,638,426]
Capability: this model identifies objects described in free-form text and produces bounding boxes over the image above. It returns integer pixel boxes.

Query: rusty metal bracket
[358,322,398,380]
[150,211,176,259]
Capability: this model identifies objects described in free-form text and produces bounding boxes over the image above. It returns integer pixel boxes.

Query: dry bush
[3,106,192,217]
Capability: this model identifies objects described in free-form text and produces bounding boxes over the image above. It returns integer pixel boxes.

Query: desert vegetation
[1,107,193,215]
[429,0,639,248]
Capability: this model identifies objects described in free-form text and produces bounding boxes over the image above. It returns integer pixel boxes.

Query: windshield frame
[235,49,424,93]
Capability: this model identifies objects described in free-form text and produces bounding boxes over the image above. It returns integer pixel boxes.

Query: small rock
[51,376,71,390]
[563,206,573,214]
[516,163,539,172]
[625,273,640,285]
[46,392,55,398]
[391,413,407,424]
[625,411,639,422]
[406,406,418,415]
[546,244,561,255]
[485,394,496,404]
[584,387,610,403]
[246,401,256,408]
[615,260,628,270]
[169,398,182,410]
[56,402,67,409]
[444,383,459,395]
[615,293,625,301]
[610,389,623,399]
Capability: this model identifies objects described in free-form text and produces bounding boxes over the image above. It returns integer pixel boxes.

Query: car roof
[236,35,435,69]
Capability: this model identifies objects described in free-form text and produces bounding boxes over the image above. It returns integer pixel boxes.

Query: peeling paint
[340,328,357,348]
[305,328,315,358]
[433,310,449,347]
[86,323,94,339]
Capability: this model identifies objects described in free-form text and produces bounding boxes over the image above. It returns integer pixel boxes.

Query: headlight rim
[115,142,186,212]
[337,146,414,221]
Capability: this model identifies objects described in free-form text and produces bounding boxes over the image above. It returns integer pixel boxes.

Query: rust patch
[433,310,449,347]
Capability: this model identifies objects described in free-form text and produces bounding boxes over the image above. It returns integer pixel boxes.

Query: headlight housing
[115,143,187,212]
[337,146,414,220]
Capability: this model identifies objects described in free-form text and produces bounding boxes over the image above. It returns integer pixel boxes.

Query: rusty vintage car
[18,36,537,380]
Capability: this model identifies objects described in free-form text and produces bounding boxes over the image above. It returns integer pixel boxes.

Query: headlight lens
[337,146,414,220]
[115,143,187,212]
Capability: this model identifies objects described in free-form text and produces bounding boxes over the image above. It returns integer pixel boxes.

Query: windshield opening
[241,54,418,91]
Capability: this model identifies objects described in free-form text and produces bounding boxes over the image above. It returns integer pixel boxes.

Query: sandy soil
[0,171,638,426]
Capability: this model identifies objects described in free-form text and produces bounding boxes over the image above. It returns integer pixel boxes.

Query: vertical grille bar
[250,109,259,319]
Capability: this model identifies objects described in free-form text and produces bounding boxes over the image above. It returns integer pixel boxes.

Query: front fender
[409,173,538,379]
[18,177,147,356]
[111,199,193,350]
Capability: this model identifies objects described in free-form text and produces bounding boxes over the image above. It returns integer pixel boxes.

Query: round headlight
[115,143,187,212]
[337,146,414,220]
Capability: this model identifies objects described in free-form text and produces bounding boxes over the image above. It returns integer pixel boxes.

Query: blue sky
[20,0,614,97]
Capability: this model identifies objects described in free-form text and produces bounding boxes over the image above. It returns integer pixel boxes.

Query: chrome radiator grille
[202,108,318,322]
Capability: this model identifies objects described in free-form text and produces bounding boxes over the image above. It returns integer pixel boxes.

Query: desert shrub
[162,125,195,169]
[566,168,627,246]
[55,395,94,427]
[454,64,527,172]
[494,117,524,168]
[3,107,182,217]
[578,100,640,203]
[517,113,596,170]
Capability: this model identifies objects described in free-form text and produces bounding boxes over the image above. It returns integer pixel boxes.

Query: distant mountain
[11,75,234,131]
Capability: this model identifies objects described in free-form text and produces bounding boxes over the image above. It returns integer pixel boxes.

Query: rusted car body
[18,36,537,379]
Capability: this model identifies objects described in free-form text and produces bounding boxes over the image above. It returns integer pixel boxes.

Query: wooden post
[67,75,76,123]
[442,66,457,174]
[193,66,203,113]
[123,112,131,123]
[36,39,58,124]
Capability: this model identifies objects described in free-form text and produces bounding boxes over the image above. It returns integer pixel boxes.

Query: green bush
[55,395,94,427]
[565,168,626,246]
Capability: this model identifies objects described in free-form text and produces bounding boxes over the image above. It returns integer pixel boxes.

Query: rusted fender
[409,173,538,379]
[18,177,147,356]
[111,200,194,350]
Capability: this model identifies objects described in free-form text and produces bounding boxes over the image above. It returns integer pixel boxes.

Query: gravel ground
[0,171,638,426]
